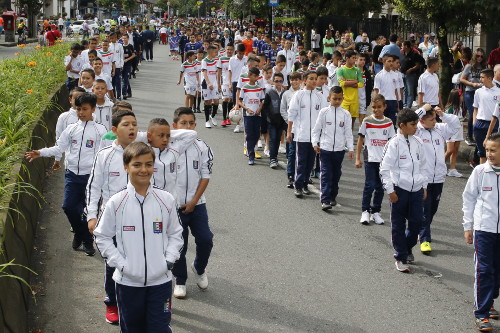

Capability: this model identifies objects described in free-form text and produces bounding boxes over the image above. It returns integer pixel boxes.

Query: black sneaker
[302,186,311,195]
[465,137,476,146]
[330,200,337,207]
[308,178,314,184]
[474,317,493,331]
[83,242,96,256]
[294,188,303,198]
[407,253,415,264]
[287,178,294,189]
[321,202,332,211]
[72,234,82,250]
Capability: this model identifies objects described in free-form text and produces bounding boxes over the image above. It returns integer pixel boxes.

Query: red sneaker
[226,119,232,125]
[221,119,227,127]
[106,305,119,324]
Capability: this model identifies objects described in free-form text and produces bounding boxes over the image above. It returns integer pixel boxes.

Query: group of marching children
[26,41,215,332]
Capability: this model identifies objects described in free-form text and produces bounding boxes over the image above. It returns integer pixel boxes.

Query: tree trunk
[437,22,452,106]
[303,15,312,50]
[28,10,37,41]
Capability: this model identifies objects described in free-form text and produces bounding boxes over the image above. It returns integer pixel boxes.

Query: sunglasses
[476,55,484,58]
[274,80,283,83]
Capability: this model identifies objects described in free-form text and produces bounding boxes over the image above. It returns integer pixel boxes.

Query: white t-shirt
[239,84,265,116]
[374,69,398,101]
[64,55,83,79]
[180,61,199,87]
[358,115,396,162]
[473,86,500,121]
[417,70,440,105]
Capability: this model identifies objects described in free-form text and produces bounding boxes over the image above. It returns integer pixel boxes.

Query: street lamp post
[167,1,170,18]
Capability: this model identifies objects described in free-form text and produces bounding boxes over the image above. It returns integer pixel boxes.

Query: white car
[69,20,99,34]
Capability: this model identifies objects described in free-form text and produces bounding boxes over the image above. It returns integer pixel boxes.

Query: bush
[0,42,68,192]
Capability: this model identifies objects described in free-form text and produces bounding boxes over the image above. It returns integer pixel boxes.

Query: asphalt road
[28,44,484,333]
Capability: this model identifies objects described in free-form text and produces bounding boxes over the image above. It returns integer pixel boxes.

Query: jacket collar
[126,182,153,197]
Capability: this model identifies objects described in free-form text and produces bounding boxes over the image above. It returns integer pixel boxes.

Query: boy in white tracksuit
[462,132,500,331]
[287,71,328,196]
[171,107,214,299]
[312,86,354,210]
[94,142,183,333]
[380,108,429,272]
[414,104,460,254]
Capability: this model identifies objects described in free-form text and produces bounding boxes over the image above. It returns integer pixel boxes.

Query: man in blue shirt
[378,34,401,62]
[141,25,155,61]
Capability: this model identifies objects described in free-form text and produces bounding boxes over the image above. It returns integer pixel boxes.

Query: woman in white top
[418,34,432,61]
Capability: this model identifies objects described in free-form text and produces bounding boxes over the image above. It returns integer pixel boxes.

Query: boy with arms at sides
[312,86,354,211]
[263,72,286,169]
[337,50,364,128]
[94,142,184,333]
[239,67,265,165]
[92,57,115,101]
[177,51,200,110]
[374,54,399,126]
[93,79,114,131]
[356,53,373,124]
[171,107,214,299]
[326,51,342,89]
[217,44,235,127]
[462,132,500,332]
[201,45,221,128]
[26,93,107,256]
[97,40,115,77]
[355,94,395,225]
[281,72,303,188]
[86,110,139,325]
[380,109,428,273]
[287,71,328,197]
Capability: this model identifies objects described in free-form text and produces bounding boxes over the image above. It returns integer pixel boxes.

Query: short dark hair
[112,101,133,115]
[227,43,234,48]
[173,107,196,123]
[112,110,136,127]
[303,71,317,80]
[427,57,439,67]
[81,68,95,79]
[481,68,494,78]
[289,72,302,81]
[330,86,343,94]
[94,78,107,86]
[69,86,86,97]
[70,42,80,50]
[332,51,342,59]
[148,118,170,131]
[345,50,357,58]
[397,108,419,127]
[276,54,286,64]
[88,49,97,56]
[487,132,500,143]
[372,94,386,105]
[186,50,195,58]
[323,52,332,61]
[389,34,398,43]
[123,142,155,165]
[273,72,284,80]
[75,92,97,108]
[93,57,103,64]
[316,66,328,77]
[301,58,310,66]
[236,43,246,52]
[248,67,260,76]
[310,52,319,60]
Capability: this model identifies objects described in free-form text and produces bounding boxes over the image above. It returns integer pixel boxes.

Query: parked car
[69,20,99,34]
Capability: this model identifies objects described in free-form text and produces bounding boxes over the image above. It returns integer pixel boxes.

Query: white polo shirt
[473,86,500,121]
[374,69,398,101]
[418,70,440,105]
[228,55,248,83]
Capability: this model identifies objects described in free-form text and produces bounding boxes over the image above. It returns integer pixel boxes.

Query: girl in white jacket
[94,142,183,333]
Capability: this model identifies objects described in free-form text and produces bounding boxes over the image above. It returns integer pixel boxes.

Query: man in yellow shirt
[337,50,364,127]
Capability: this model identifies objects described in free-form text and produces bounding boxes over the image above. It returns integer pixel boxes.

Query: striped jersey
[217,56,231,85]
[308,62,320,72]
[358,115,395,162]
[237,71,265,89]
[180,61,199,87]
[97,49,114,75]
[194,60,202,87]
[201,57,219,88]
[239,84,265,116]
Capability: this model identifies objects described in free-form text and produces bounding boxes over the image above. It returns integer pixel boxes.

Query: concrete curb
[0,84,69,333]
[0,38,38,47]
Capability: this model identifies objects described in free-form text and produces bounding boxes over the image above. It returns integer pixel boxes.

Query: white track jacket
[287,89,328,143]
[380,133,429,194]
[40,120,107,175]
[462,162,500,233]
[94,183,184,287]
[311,106,354,152]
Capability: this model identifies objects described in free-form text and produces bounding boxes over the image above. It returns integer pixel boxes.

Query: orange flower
[46,52,52,56]
[35,45,41,50]
[26,89,33,94]
[17,44,26,48]
[27,61,36,67]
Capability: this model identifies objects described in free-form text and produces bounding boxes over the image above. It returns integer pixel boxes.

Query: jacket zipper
[406,138,415,191]
[77,122,88,174]
[158,150,166,188]
[309,91,312,143]
[429,130,437,183]
[139,199,148,286]
[185,153,189,205]
[333,107,337,150]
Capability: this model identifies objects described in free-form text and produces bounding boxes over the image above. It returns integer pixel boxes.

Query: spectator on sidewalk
[488,39,500,69]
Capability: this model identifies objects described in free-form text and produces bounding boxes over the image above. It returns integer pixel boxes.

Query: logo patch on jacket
[483,187,492,191]
[109,171,120,176]
[434,139,440,145]
[86,139,94,148]
[123,226,135,231]
[72,139,78,144]
[193,160,199,169]
[339,121,345,127]
[169,162,175,173]
[153,221,163,233]
[400,155,407,159]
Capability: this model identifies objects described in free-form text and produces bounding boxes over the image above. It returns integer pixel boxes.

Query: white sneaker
[210,115,217,126]
[233,124,241,133]
[279,144,286,154]
[447,169,463,178]
[257,140,263,149]
[371,212,385,225]
[191,262,208,290]
[205,121,211,128]
[264,147,270,157]
[360,210,370,225]
[173,284,186,299]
